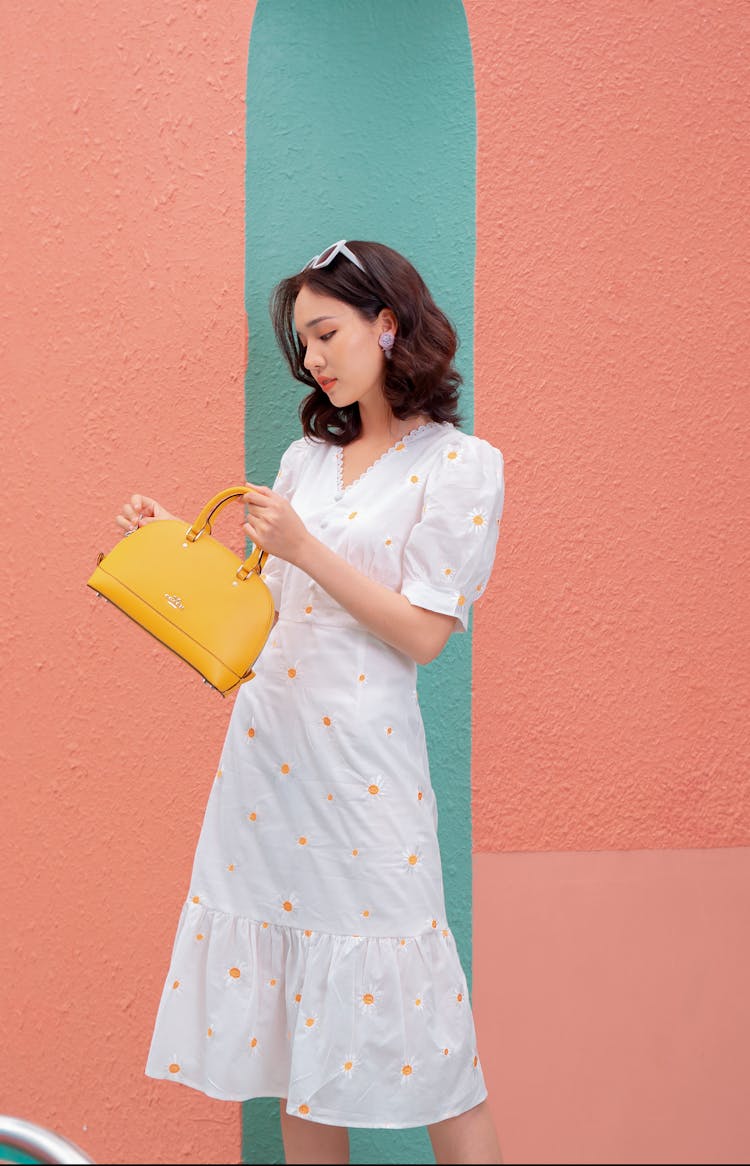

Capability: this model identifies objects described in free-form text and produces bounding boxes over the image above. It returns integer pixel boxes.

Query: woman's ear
[379,308,398,337]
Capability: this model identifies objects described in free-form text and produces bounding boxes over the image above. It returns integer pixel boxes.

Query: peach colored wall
[466,0,749,851]
[473,848,750,1164]
[465,4,749,1160]
[2,3,255,1163]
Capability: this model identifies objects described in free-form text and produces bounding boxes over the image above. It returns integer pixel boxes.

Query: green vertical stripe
[244,2,475,1161]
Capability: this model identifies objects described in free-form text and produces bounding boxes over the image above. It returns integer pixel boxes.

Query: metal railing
[0,1116,94,1165]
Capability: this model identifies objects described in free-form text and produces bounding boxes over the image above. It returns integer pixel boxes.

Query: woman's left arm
[242,484,454,666]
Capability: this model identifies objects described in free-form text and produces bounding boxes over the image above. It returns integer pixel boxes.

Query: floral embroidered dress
[145,420,505,1129]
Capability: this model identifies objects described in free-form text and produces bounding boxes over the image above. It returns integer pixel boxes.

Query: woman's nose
[303,344,322,371]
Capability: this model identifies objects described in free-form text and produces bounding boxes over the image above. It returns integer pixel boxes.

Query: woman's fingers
[243,484,271,506]
[116,493,159,534]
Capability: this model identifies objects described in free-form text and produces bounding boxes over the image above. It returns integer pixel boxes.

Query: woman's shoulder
[429,423,504,474]
[279,432,327,466]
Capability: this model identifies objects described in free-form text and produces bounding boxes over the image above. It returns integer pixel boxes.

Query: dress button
[333,492,343,501]
[320,519,329,529]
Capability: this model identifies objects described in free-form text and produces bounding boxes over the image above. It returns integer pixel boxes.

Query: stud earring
[378,331,395,360]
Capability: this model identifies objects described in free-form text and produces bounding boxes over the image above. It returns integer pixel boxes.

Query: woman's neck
[357,397,431,446]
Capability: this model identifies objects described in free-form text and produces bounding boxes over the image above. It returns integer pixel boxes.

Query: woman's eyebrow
[296,315,338,338]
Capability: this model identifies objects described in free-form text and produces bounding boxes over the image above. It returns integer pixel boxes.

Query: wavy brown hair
[269,240,462,444]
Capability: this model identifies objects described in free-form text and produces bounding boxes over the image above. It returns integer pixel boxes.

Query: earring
[378,331,395,360]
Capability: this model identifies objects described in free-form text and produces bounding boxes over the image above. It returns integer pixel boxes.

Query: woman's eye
[320,331,336,342]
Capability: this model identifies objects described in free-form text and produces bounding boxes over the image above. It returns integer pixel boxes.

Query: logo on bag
[164,593,185,610]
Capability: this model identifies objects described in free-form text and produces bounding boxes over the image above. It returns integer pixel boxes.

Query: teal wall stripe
[244,2,475,1161]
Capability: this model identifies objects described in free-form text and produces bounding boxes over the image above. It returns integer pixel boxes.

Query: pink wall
[473,848,750,1165]
[465,3,749,1160]
[466,0,748,851]
[2,3,255,1163]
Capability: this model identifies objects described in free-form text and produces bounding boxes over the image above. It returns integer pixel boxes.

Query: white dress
[145,420,505,1129]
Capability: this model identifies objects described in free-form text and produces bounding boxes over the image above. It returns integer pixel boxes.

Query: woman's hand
[242,483,310,565]
[115,494,181,536]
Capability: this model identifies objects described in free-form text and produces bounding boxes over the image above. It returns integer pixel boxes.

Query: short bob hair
[269,240,462,445]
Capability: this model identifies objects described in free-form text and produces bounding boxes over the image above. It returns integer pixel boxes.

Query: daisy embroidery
[188,891,205,906]
[246,720,257,742]
[467,507,488,532]
[452,984,467,1007]
[400,1056,418,1084]
[384,724,395,737]
[364,775,387,799]
[166,1055,182,1076]
[358,990,378,1014]
[285,661,302,682]
[444,447,463,465]
[296,1103,312,1118]
[341,1053,359,1079]
[301,1013,319,1033]
[383,534,395,548]
[169,977,184,997]
[248,1035,260,1054]
[279,892,300,916]
[413,989,427,1010]
[403,846,423,873]
[225,963,248,986]
[396,937,412,954]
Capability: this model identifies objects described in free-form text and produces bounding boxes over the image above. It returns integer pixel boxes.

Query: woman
[117,240,505,1164]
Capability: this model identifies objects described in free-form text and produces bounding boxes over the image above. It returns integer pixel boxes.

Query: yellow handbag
[87,486,275,695]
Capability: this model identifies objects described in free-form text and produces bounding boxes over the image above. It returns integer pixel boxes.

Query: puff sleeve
[400,439,505,633]
[257,437,308,610]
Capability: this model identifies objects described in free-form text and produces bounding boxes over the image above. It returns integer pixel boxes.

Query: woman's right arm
[115,493,183,535]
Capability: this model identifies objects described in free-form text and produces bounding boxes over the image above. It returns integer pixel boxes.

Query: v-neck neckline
[334,421,444,494]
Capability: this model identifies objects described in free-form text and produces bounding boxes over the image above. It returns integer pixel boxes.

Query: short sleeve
[400,439,505,633]
[258,438,308,609]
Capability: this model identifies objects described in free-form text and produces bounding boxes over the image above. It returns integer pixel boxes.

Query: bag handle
[185,486,268,580]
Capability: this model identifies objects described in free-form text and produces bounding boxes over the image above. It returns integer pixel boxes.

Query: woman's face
[293,285,394,413]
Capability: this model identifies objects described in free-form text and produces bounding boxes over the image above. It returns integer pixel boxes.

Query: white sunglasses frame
[305,239,366,273]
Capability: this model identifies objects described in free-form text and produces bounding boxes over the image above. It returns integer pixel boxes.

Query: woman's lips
[318,377,337,391]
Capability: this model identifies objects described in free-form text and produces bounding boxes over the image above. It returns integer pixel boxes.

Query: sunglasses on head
[305,239,366,273]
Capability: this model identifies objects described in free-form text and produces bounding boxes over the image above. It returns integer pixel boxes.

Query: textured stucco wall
[466,0,749,851]
[2,3,255,1163]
